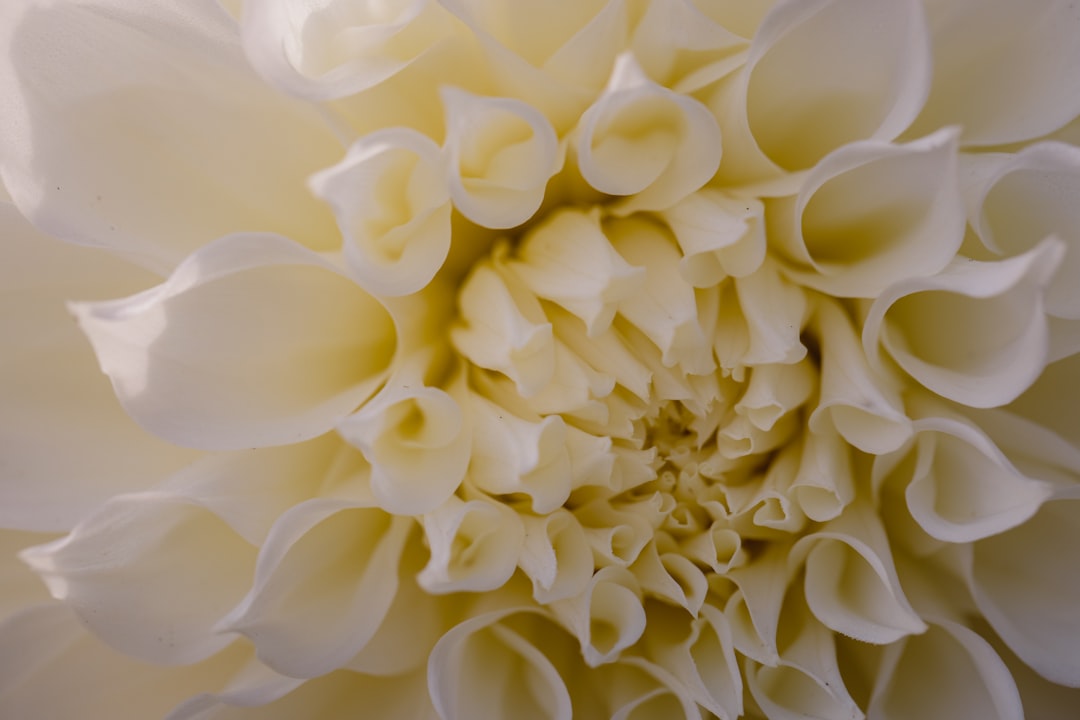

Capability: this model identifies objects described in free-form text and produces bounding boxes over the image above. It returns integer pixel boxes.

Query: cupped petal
[773,128,964,298]
[736,359,815,433]
[969,488,1080,686]
[863,238,1064,408]
[1007,351,1080,448]
[429,609,574,720]
[72,233,397,450]
[661,191,767,286]
[418,495,525,593]
[309,127,452,297]
[0,0,341,273]
[518,511,594,604]
[867,620,1023,720]
[242,0,458,100]
[629,0,746,91]
[732,257,808,366]
[442,87,561,229]
[217,499,412,678]
[575,53,722,213]
[790,424,855,523]
[909,0,1080,146]
[744,0,931,170]
[0,203,199,531]
[969,141,1080,319]
[20,494,258,665]
[511,209,645,337]
[550,566,647,667]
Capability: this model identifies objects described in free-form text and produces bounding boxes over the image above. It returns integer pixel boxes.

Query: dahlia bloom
[3,0,1080,718]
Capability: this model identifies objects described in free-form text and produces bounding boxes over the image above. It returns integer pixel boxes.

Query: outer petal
[0,202,198,531]
[72,234,397,450]
[909,0,1080,146]
[0,0,341,273]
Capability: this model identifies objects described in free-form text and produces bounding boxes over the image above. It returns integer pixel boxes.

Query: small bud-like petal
[661,191,767,286]
[550,566,646,667]
[419,496,525,593]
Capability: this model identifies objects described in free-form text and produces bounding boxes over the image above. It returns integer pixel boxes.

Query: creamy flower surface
[3,0,1080,718]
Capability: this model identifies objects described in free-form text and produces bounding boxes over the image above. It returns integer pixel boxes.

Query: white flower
[3,0,1080,718]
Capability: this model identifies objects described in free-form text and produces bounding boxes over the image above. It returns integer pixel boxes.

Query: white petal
[0,203,198,531]
[969,488,1080,686]
[725,544,792,665]
[969,142,1080,319]
[661,191,767,286]
[242,0,456,100]
[337,365,471,515]
[735,359,815,432]
[309,127,451,297]
[217,500,411,678]
[775,128,965,298]
[442,87,561,229]
[868,620,1023,720]
[428,608,573,720]
[744,0,931,170]
[1007,351,1080,448]
[418,495,525,593]
[733,258,808,366]
[790,424,855,522]
[73,234,397,450]
[576,53,722,212]
[0,0,341,273]
[512,209,645,337]
[550,566,646,667]
[630,0,746,91]
[630,542,709,616]
[519,510,594,604]
[809,298,912,455]
[792,502,926,644]
[20,494,257,665]
[863,238,1064,408]
[910,0,1080,146]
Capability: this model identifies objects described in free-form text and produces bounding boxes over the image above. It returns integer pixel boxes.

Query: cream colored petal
[969,142,1080,319]
[0,0,341,273]
[512,209,645,337]
[20,494,257,665]
[575,500,654,569]
[610,216,716,374]
[442,87,561,229]
[725,544,793,665]
[604,659,702,720]
[790,424,855,522]
[631,542,708,616]
[576,53,721,213]
[867,620,1023,720]
[744,0,931,170]
[629,0,746,90]
[242,0,457,100]
[792,502,926,644]
[0,604,252,720]
[452,257,555,397]
[681,521,747,575]
[909,0,1080,146]
[733,258,808,366]
[519,511,594,604]
[418,495,525,593]
[0,203,199,531]
[467,394,572,514]
[73,234,396,451]
[1007,351,1080,448]
[969,488,1080,686]
[776,128,964,298]
[337,364,471,515]
[902,406,1053,543]
[309,127,452,297]
[736,359,815,432]
[661,191,767,287]
[863,239,1063,408]
[550,306,652,401]
[551,566,646,667]
[809,298,911,455]
[428,608,573,720]
[217,500,411,678]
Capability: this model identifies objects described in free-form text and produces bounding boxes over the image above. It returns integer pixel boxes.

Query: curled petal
[809,298,911,455]
[519,510,594,604]
[868,620,1023,720]
[773,128,964,298]
[792,502,926,644]
[418,496,525,593]
[1007,350,1080,449]
[733,258,808,366]
[681,521,747,575]
[20,494,257,665]
[631,542,709,616]
[969,488,1080,687]
[442,87,561,229]
[735,359,815,432]
[512,209,645,337]
[969,141,1080,319]
[216,500,411,678]
[725,544,793,665]
[337,366,471,515]
[661,191,767,286]
[910,0,1080,145]
[428,609,573,720]
[309,128,451,297]
[629,0,746,90]
[242,0,456,100]
[0,0,341,273]
[576,52,722,212]
[72,234,396,450]
[550,566,646,667]
[863,238,1064,408]
[744,0,931,170]
[790,424,855,523]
